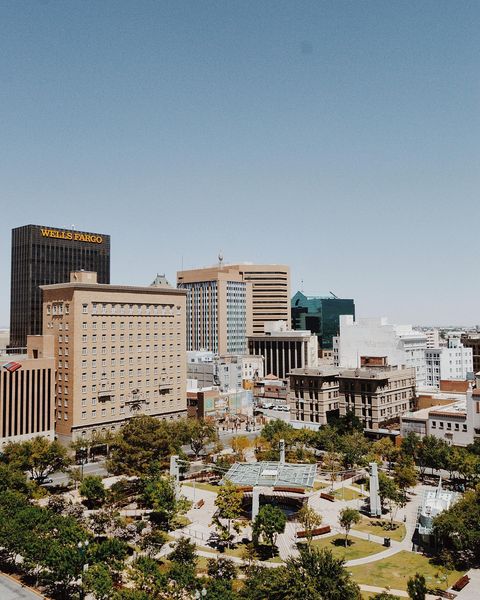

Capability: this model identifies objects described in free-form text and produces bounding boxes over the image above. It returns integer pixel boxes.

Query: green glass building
[291,291,355,350]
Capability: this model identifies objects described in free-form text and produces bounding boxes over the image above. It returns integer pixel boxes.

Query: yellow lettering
[39,228,103,243]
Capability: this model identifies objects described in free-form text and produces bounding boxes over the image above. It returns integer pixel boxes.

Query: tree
[2,436,71,482]
[107,415,179,476]
[252,504,286,556]
[371,438,399,471]
[331,411,364,435]
[297,504,323,547]
[213,479,243,548]
[340,432,370,469]
[417,435,449,478]
[240,546,361,600]
[141,475,188,529]
[183,418,217,458]
[393,459,417,496]
[407,573,427,600]
[169,536,197,566]
[261,419,294,443]
[372,593,401,600]
[401,432,421,463]
[83,563,114,600]
[338,507,360,547]
[0,463,32,496]
[90,538,129,582]
[323,451,342,492]
[207,556,237,580]
[433,484,480,566]
[140,528,167,557]
[313,425,340,452]
[232,435,252,461]
[79,475,106,509]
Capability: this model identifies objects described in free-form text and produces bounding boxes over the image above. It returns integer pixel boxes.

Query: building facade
[425,338,473,388]
[248,321,318,379]
[338,365,416,429]
[335,316,427,387]
[41,271,187,444]
[177,262,290,345]
[177,266,252,354]
[291,291,355,350]
[10,225,110,349]
[0,335,55,446]
[460,333,480,374]
[287,367,340,430]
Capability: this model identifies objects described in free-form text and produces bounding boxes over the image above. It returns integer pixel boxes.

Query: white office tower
[335,316,427,387]
[425,337,473,388]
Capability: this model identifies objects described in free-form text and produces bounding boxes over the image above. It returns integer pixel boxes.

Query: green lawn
[182,481,219,493]
[309,534,384,561]
[332,487,364,501]
[195,542,283,563]
[313,481,328,490]
[352,517,406,542]
[349,550,464,591]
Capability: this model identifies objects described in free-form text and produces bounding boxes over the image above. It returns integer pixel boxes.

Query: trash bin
[383,537,391,547]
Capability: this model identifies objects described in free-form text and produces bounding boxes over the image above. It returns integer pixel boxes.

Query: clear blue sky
[1,1,479,327]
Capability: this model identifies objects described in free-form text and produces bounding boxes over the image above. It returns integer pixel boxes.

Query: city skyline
[1,1,479,326]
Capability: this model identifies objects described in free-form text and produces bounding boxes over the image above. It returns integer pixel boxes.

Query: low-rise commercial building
[0,335,55,446]
[338,364,416,429]
[425,337,473,388]
[287,367,340,430]
[41,271,187,444]
[248,321,318,379]
[401,377,480,446]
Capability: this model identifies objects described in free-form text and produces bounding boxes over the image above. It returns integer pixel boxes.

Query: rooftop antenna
[329,291,339,299]
[218,251,224,268]
[300,279,304,293]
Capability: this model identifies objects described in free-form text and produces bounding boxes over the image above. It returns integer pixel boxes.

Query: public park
[0,414,479,599]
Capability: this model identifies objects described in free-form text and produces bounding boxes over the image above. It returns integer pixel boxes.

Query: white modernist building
[334,316,427,387]
[425,337,473,388]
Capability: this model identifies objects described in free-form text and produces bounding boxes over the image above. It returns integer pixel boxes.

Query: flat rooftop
[223,461,316,489]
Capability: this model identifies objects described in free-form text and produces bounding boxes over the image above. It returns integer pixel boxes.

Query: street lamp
[79,447,87,480]
[195,588,207,599]
[77,540,89,600]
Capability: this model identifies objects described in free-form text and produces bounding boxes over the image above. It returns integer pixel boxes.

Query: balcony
[98,389,114,402]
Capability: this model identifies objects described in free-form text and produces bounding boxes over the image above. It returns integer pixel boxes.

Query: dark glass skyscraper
[9,225,110,348]
[291,291,355,350]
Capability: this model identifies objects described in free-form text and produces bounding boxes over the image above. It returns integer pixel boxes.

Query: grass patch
[352,517,406,542]
[309,534,384,561]
[174,515,192,527]
[183,481,219,493]
[349,550,464,591]
[332,487,363,501]
[195,542,283,563]
[314,481,328,490]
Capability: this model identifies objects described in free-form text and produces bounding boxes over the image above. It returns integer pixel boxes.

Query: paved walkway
[0,574,44,600]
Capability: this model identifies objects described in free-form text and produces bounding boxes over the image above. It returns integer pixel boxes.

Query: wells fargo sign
[40,228,103,244]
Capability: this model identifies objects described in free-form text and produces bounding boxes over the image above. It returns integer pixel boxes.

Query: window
[82,304,88,314]
[82,411,87,420]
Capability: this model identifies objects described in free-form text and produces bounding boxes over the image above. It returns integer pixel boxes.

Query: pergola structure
[223,461,317,490]
[222,440,316,519]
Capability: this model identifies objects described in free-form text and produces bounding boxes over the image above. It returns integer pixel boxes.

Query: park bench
[237,486,254,492]
[296,525,331,539]
[273,486,305,494]
[194,499,205,509]
[452,574,470,591]
[320,492,335,502]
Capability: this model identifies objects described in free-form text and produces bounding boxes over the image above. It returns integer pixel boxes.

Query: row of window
[431,421,467,432]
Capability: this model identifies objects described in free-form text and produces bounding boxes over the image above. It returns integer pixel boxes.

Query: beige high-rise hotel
[41,271,187,444]
[177,262,290,353]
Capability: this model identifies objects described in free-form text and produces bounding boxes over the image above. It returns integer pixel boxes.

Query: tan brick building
[0,335,55,446]
[338,365,416,429]
[41,271,187,444]
[287,367,340,429]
